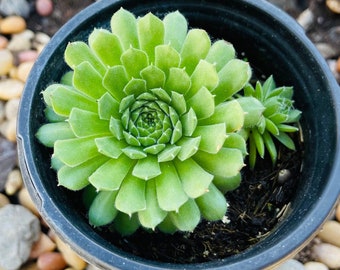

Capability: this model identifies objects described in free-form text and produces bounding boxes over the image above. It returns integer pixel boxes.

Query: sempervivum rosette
[36,8,252,235]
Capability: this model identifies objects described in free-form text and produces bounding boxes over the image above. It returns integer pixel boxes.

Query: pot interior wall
[19,0,339,269]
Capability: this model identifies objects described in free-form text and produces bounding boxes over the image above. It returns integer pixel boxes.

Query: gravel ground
[0,0,340,270]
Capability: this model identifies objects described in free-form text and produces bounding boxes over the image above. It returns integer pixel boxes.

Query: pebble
[317,220,340,247]
[18,187,40,216]
[313,243,340,269]
[7,29,34,52]
[336,57,340,74]
[0,118,17,142]
[37,252,67,270]
[56,236,87,270]
[30,233,57,259]
[0,137,17,191]
[0,15,26,34]
[5,98,20,120]
[274,259,305,270]
[326,0,340,14]
[0,79,24,100]
[336,203,340,222]
[0,193,10,208]
[315,43,339,59]
[5,169,23,196]
[0,204,41,270]
[304,261,329,270]
[0,49,14,75]
[0,0,31,18]
[0,100,4,123]
[0,35,8,49]
[17,61,35,82]
[297,8,314,30]
[17,50,39,63]
[36,0,54,17]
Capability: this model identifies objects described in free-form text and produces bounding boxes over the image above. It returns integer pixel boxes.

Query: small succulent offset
[36,9,300,235]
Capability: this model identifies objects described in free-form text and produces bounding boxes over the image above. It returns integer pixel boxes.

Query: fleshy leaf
[111,212,140,236]
[123,78,147,96]
[193,148,244,178]
[237,97,265,128]
[195,183,227,221]
[252,128,265,158]
[120,47,148,78]
[157,145,181,162]
[137,12,164,63]
[205,40,235,71]
[73,62,108,99]
[170,91,186,116]
[89,155,135,191]
[180,108,197,136]
[58,155,109,190]
[103,65,129,101]
[64,41,106,75]
[180,29,211,75]
[213,59,252,104]
[69,108,110,137]
[36,122,75,147]
[140,65,165,89]
[169,199,200,231]
[132,155,161,180]
[60,71,73,86]
[115,174,146,216]
[110,8,139,50]
[176,136,201,161]
[95,136,126,159]
[163,11,188,52]
[224,133,248,156]
[164,67,191,95]
[193,123,226,154]
[54,136,99,167]
[155,162,188,211]
[89,190,118,227]
[155,44,180,75]
[143,144,166,155]
[186,86,215,120]
[88,29,123,66]
[274,132,296,150]
[263,131,277,165]
[174,158,213,198]
[109,117,124,140]
[213,173,242,193]
[98,92,120,120]
[44,107,67,123]
[138,179,167,229]
[122,146,147,159]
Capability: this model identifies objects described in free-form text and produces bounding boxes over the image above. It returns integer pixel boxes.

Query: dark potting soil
[100,135,303,264]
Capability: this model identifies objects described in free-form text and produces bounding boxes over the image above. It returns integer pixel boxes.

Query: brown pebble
[0,49,14,76]
[36,0,54,17]
[0,35,8,49]
[17,61,35,82]
[0,118,17,142]
[336,203,340,222]
[30,233,57,259]
[5,169,22,195]
[56,237,87,270]
[37,252,67,270]
[327,0,340,14]
[18,187,40,216]
[0,79,24,100]
[0,16,26,34]
[0,193,10,208]
[318,220,340,248]
[336,57,340,73]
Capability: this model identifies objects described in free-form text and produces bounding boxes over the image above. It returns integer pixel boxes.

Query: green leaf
[205,40,235,72]
[89,155,135,191]
[89,190,118,227]
[193,123,227,154]
[237,97,265,128]
[277,124,299,133]
[138,179,167,229]
[73,61,108,99]
[49,85,97,116]
[69,108,110,137]
[140,65,165,89]
[213,59,252,104]
[170,120,182,144]
[132,155,161,180]
[187,60,218,97]
[186,86,215,120]
[64,41,106,76]
[263,131,277,165]
[193,148,244,178]
[60,71,73,86]
[115,174,146,216]
[137,12,164,63]
[274,132,296,150]
[58,155,109,190]
[111,212,140,236]
[170,91,186,116]
[286,109,301,123]
[180,108,197,136]
[252,128,265,158]
[143,144,166,155]
[103,65,129,101]
[123,78,147,96]
[174,158,213,198]
[88,29,123,66]
[248,132,257,170]
[43,84,59,106]
[176,136,201,161]
[265,118,280,135]
[199,100,244,132]
[163,11,188,52]
[195,183,227,221]
[169,199,200,231]
[155,44,180,75]
[157,215,177,234]
[54,136,99,167]
[180,29,211,75]
[151,88,171,103]
[36,122,75,147]
[122,146,147,159]
[109,117,124,140]
[44,107,67,123]
[157,145,181,162]
[121,47,148,78]
[223,133,247,156]
[213,173,242,193]
[164,67,191,95]
[95,136,126,159]
[110,8,139,50]
[155,162,188,211]
[98,92,120,120]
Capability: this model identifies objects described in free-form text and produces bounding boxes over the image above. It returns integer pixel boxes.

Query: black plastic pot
[17,0,340,269]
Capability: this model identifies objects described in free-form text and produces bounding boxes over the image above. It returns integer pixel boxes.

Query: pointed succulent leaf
[193,123,227,154]
[109,117,124,140]
[43,84,59,106]
[157,215,178,234]
[122,146,147,159]
[36,122,75,147]
[195,183,227,221]
[111,212,140,236]
[121,47,148,78]
[274,132,296,150]
[110,8,139,50]
[143,144,166,155]
[103,65,129,101]
[174,158,213,198]
[286,109,302,123]
[252,128,265,158]
[95,136,126,159]
[155,44,180,75]
[155,162,188,211]
[44,107,67,123]
[115,175,146,215]
[223,133,247,156]
[140,65,165,89]
[180,108,197,136]
[132,155,161,180]
[98,92,120,120]
[180,29,211,75]
[248,132,257,170]
[89,190,119,227]
[205,40,235,71]
[237,97,265,128]
[157,145,181,162]
[170,91,186,116]
[213,173,242,194]
[163,11,188,52]
[176,136,201,161]
[186,86,215,120]
[89,155,135,191]
[60,71,73,86]
[164,67,191,94]
[123,78,147,96]
[277,124,299,133]
[89,29,123,66]
[263,131,277,165]
[169,199,200,232]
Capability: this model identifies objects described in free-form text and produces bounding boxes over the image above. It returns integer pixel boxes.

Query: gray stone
[0,0,30,18]
[0,204,40,270]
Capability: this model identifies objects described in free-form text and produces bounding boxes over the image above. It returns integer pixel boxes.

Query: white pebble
[0,79,24,100]
[313,243,340,269]
[7,29,34,52]
[0,118,17,142]
[318,220,340,248]
[5,98,20,120]
[297,8,314,30]
[17,61,35,82]
[0,49,14,76]
[5,169,23,196]
[275,259,305,270]
[304,261,329,270]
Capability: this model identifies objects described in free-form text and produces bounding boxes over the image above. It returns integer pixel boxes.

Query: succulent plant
[36,8,300,235]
